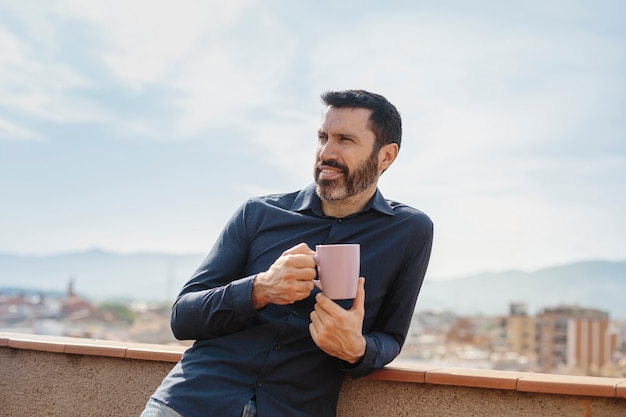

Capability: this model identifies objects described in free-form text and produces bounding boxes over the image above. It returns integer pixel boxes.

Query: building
[536,306,619,375]
[505,303,536,364]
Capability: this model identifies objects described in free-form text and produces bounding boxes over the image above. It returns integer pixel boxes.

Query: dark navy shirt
[151,184,433,417]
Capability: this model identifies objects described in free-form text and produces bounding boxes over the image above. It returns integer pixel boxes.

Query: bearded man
[140,89,433,417]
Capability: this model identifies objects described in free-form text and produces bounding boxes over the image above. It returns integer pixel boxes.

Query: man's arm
[310,222,434,376]
[170,200,317,340]
[171,244,318,340]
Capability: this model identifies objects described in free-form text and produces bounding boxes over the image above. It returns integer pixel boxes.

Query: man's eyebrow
[318,128,356,138]
[331,131,357,141]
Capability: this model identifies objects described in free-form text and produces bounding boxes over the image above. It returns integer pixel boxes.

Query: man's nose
[318,139,338,160]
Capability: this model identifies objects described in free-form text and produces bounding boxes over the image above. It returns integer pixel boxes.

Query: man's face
[314,106,381,201]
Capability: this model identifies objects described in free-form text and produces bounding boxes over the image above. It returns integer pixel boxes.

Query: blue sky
[1,0,624,279]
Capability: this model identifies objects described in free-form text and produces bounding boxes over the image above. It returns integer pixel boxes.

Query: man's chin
[315,183,347,201]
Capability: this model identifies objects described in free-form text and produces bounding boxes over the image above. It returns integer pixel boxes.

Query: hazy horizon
[2,249,625,281]
[2,254,625,321]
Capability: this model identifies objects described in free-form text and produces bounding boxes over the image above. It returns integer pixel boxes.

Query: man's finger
[283,242,316,255]
[350,277,366,313]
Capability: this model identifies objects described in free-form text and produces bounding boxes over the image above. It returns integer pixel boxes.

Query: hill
[417,260,626,319]
[0,249,205,302]
[1,251,625,319]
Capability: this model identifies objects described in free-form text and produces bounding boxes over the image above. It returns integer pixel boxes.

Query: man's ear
[378,143,399,173]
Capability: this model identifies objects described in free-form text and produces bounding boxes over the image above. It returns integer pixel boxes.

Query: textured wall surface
[1,348,173,416]
[338,378,625,417]
[2,347,625,417]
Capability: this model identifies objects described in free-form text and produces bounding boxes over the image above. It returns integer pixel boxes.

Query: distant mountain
[0,249,206,302]
[416,260,626,320]
[1,251,625,319]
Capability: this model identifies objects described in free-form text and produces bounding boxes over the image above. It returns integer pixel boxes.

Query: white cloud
[54,0,250,90]
[165,8,300,136]
[0,0,263,137]
[0,14,109,125]
[54,0,299,139]
[244,110,320,186]
[0,117,37,140]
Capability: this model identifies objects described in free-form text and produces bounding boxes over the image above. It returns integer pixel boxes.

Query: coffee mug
[313,244,360,300]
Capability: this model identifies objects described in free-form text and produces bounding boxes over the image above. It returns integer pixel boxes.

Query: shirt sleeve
[342,219,434,378]
[170,201,260,340]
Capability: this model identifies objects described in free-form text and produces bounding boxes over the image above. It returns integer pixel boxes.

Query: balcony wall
[1,332,625,417]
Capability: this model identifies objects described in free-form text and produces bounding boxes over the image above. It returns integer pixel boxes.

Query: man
[140,90,433,417]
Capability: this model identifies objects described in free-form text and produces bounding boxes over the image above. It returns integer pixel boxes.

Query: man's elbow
[170,303,190,340]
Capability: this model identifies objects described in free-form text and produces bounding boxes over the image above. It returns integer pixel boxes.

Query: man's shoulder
[246,189,302,210]
[386,199,433,226]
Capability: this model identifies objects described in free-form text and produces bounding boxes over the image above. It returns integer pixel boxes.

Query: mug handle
[312,255,322,291]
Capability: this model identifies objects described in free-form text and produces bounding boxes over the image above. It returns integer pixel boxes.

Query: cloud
[0,0,274,140]
[0,9,109,131]
[0,117,36,140]
[52,0,250,89]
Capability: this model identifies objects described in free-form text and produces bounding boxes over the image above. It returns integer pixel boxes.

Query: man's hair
[321,89,402,150]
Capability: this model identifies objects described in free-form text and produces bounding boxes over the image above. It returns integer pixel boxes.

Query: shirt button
[256,381,262,387]
[291,310,299,316]
[273,345,281,351]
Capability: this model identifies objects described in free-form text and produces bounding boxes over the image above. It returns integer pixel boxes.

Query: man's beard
[314,149,380,201]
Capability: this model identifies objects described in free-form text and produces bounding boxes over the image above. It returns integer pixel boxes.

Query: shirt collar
[291,183,395,217]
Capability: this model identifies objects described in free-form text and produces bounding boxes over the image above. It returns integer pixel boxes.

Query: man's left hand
[309,277,366,364]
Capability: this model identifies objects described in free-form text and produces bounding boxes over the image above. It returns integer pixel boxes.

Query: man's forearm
[171,276,259,340]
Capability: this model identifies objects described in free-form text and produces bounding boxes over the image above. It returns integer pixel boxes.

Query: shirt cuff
[339,334,377,378]
[227,274,260,320]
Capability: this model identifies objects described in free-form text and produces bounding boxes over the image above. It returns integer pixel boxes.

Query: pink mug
[313,244,360,300]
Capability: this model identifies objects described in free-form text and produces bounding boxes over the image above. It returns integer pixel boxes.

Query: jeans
[241,398,257,417]
[140,398,257,417]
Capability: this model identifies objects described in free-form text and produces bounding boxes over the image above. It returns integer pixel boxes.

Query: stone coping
[2,331,625,400]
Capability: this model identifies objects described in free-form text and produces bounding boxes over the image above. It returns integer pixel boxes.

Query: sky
[0,0,625,279]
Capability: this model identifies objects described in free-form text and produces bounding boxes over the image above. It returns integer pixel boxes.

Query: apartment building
[505,303,536,364]
[536,306,619,374]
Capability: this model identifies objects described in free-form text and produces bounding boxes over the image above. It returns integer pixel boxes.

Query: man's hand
[309,277,367,364]
[251,243,317,310]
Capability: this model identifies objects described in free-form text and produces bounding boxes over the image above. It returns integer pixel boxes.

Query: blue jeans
[140,398,257,417]
[140,399,184,417]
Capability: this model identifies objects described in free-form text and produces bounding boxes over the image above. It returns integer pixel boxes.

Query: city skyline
[1,1,625,279]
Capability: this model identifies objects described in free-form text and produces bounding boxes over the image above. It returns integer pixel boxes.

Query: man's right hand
[251,243,317,310]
